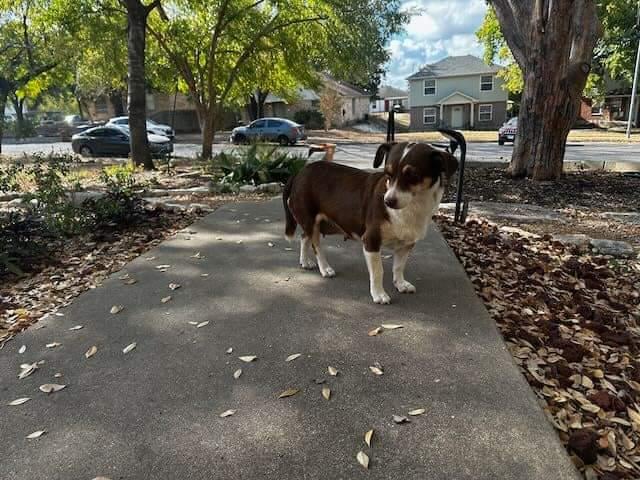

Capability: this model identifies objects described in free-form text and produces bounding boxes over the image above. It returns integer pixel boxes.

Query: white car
[107,116,175,140]
[498,117,517,145]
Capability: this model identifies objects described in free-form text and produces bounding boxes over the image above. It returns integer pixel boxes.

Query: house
[258,88,321,120]
[581,78,640,127]
[370,86,409,113]
[406,55,508,131]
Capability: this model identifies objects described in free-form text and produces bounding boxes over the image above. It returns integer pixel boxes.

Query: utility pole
[626,1,640,138]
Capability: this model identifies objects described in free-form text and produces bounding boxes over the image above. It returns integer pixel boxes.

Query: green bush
[0,212,51,277]
[293,110,324,130]
[217,145,306,186]
[89,164,145,226]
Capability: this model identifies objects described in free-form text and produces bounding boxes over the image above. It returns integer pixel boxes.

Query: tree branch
[489,0,527,68]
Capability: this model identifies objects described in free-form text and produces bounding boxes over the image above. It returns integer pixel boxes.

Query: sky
[384,0,488,88]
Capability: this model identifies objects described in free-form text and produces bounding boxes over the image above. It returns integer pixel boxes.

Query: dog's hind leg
[299,234,317,270]
[311,216,336,278]
[393,243,416,293]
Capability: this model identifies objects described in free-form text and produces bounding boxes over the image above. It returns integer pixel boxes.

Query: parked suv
[498,117,518,145]
[230,117,307,145]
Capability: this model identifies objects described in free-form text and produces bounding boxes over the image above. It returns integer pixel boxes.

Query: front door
[451,106,464,128]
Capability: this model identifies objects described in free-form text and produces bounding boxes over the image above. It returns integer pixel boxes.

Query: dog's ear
[373,142,395,168]
[440,152,459,182]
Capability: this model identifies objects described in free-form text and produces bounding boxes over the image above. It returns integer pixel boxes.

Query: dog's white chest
[382,186,443,248]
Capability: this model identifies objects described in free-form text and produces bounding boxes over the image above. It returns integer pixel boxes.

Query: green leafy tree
[147,0,407,158]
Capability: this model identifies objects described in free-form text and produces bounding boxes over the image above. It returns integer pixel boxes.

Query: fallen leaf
[356,451,369,469]
[68,325,83,331]
[39,384,66,394]
[92,477,112,480]
[118,273,130,280]
[219,409,236,418]
[322,386,331,400]
[233,369,242,379]
[278,388,300,398]
[123,278,137,285]
[200,273,209,277]
[8,397,30,406]
[169,283,181,291]
[368,327,384,336]
[110,305,124,314]
[286,353,301,362]
[393,415,410,424]
[239,356,257,363]
[267,242,274,247]
[26,430,46,439]
[364,429,374,447]
[369,366,384,376]
[191,252,204,259]
[161,296,172,303]
[408,408,426,416]
[122,343,137,354]
[85,346,98,359]
[381,324,404,330]
[54,373,63,378]
[18,363,38,379]
[156,264,171,269]
[236,240,243,244]
[196,321,209,328]
[46,342,61,348]
[328,366,339,376]
[188,321,199,326]
[18,345,26,354]
[226,347,233,354]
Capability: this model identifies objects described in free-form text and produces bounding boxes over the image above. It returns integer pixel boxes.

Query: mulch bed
[443,167,640,212]
[437,215,640,479]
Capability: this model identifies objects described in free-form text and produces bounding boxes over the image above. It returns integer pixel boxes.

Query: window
[479,104,493,121]
[480,75,493,91]
[423,79,436,96]
[591,104,603,116]
[251,119,267,128]
[423,107,437,125]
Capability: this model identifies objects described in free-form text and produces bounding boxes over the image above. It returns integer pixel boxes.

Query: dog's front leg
[393,244,416,293]
[363,246,391,305]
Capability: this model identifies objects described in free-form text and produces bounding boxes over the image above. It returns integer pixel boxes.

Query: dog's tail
[283,176,297,241]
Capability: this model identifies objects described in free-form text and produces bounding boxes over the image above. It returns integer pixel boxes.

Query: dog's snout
[384,196,399,209]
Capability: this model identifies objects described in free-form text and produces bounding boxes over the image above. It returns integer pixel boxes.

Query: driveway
[2,140,640,170]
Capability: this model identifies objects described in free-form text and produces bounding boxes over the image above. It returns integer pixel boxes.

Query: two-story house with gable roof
[406,55,508,131]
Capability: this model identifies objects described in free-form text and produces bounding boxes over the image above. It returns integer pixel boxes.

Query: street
[2,139,640,170]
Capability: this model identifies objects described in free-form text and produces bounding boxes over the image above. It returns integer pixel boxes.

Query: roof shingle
[407,55,501,80]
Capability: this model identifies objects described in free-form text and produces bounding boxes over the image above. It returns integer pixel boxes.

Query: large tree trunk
[201,108,216,159]
[124,0,154,170]
[0,88,8,155]
[490,0,600,180]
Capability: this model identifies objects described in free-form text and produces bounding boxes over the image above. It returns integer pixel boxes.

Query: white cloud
[383,0,488,88]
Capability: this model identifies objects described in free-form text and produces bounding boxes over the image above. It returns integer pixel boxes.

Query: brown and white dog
[282,130,462,304]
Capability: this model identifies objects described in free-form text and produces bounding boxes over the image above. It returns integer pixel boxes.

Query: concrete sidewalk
[0,200,578,480]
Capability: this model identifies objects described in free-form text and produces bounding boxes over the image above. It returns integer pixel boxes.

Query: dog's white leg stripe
[393,245,416,294]
[314,242,336,278]
[363,248,390,304]
[300,237,316,269]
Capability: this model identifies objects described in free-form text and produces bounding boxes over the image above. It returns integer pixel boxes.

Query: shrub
[293,110,325,130]
[217,145,306,186]
[0,212,51,277]
[89,163,145,226]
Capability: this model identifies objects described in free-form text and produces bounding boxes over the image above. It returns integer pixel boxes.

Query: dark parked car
[71,126,173,157]
[498,117,518,145]
[107,116,175,140]
[230,118,306,146]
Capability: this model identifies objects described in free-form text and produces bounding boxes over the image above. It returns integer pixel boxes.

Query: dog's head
[373,142,458,210]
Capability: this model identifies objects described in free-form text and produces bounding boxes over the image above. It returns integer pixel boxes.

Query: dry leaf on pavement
[8,397,30,406]
[408,408,426,416]
[356,451,369,469]
[110,305,124,314]
[219,409,236,418]
[122,343,137,354]
[393,415,410,424]
[381,324,404,330]
[68,325,83,331]
[169,283,181,291]
[328,366,338,376]
[26,430,46,439]
[196,321,209,328]
[239,356,257,363]
[368,327,383,336]
[161,296,172,303]
[278,388,300,399]
[286,353,301,362]
[322,386,331,400]
[233,369,242,379]
[39,384,66,394]
[364,429,374,447]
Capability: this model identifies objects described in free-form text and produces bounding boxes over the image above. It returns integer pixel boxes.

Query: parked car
[230,117,307,146]
[107,116,175,140]
[71,126,173,157]
[498,117,518,145]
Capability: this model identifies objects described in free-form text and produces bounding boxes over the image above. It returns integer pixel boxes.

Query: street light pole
[626,2,640,138]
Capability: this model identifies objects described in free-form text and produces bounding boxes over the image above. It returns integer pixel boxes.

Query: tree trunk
[0,89,8,155]
[109,90,126,117]
[490,0,600,180]
[125,1,154,170]
[201,108,216,159]
[248,90,269,121]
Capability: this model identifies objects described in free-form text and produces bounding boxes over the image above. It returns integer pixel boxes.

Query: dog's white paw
[320,266,336,278]
[300,259,317,270]
[394,280,416,294]
[371,290,391,305]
